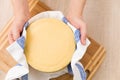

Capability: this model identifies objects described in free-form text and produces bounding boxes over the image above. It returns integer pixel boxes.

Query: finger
[81,33,86,45]
[79,25,87,45]
[8,32,15,44]
[13,31,20,41]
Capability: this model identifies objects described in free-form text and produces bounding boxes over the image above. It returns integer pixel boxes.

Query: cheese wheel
[24,18,75,72]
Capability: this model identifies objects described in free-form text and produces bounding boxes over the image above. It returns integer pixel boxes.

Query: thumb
[8,32,14,44]
[79,26,87,45]
[13,30,21,41]
[80,33,86,45]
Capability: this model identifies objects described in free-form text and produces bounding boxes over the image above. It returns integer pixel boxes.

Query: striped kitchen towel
[6,11,90,80]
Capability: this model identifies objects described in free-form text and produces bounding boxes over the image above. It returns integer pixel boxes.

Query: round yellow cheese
[24,18,75,72]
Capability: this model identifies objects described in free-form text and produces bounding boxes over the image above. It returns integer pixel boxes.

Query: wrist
[66,13,83,23]
[66,14,86,30]
[14,14,30,23]
[66,11,83,20]
[13,14,29,31]
[15,10,30,21]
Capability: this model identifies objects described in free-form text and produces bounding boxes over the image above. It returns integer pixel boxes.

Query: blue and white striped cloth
[6,11,90,80]
[62,17,90,80]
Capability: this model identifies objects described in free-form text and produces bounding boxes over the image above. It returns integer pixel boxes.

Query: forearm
[67,0,87,45]
[11,0,30,20]
[67,0,86,17]
[8,0,30,44]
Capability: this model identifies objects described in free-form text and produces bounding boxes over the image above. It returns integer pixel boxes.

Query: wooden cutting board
[0,0,50,73]
[0,0,105,80]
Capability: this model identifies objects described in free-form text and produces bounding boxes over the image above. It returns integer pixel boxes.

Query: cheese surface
[24,18,75,72]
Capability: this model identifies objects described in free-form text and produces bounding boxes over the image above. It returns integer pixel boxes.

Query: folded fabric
[63,17,90,80]
[6,23,29,80]
[6,11,90,80]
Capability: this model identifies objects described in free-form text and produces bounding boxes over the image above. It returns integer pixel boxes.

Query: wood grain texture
[0,0,105,80]
[84,0,120,80]
[0,0,40,73]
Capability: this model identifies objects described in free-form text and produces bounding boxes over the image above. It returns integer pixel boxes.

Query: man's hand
[8,18,28,44]
[67,0,87,45]
[8,0,29,44]
[67,16,87,45]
